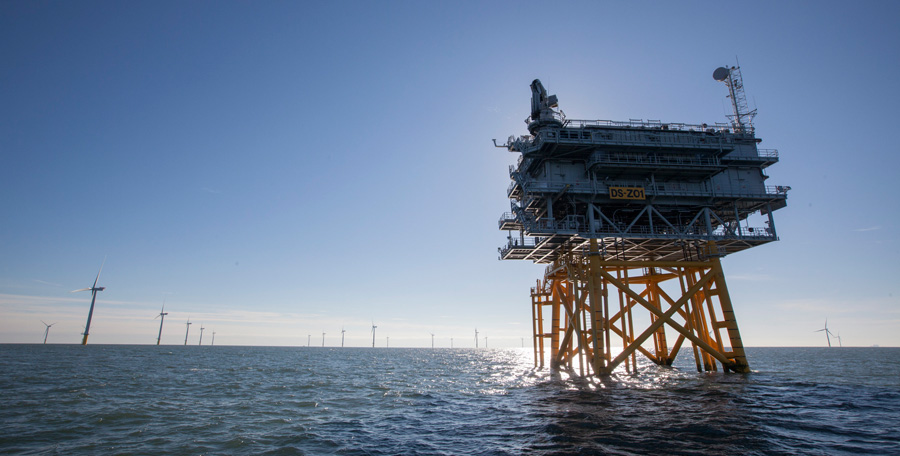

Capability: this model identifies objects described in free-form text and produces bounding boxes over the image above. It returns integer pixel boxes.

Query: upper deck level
[495,78,789,263]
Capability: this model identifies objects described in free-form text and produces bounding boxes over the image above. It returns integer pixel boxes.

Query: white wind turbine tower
[155,300,168,345]
[371,322,377,348]
[184,319,192,345]
[341,327,346,347]
[199,324,205,345]
[71,259,106,345]
[814,319,836,347]
[41,320,56,344]
[322,332,326,347]
[475,328,479,348]
[430,333,435,348]
[211,331,216,346]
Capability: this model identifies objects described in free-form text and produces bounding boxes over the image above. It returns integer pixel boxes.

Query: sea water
[1,345,898,455]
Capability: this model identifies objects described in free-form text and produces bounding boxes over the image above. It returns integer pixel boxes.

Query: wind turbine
[371,322,377,347]
[184,319,192,345]
[341,327,346,347]
[475,328,479,348]
[430,333,435,348]
[451,337,454,348]
[386,336,389,347]
[199,324,205,345]
[814,319,836,347]
[211,331,216,346]
[836,332,843,348]
[484,336,488,348]
[41,320,56,344]
[308,334,311,347]
[322,332,326,347]
[71,259,106,345]
[154,300,168,345]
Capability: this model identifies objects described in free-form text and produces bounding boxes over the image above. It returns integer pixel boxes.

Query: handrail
[512,176,789,198]
[564,118,747,135]
[588,154,721,167]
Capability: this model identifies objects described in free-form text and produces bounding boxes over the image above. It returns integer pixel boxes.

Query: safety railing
[513,177,789,199]
[564,118,744,135]
[588,153,721,168]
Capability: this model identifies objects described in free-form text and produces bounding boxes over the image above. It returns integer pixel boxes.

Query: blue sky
[2,1,898,347]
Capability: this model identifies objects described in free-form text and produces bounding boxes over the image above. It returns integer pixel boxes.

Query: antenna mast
[713,62,756,132]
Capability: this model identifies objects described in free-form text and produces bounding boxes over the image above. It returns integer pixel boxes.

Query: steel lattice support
[531,242,750,375]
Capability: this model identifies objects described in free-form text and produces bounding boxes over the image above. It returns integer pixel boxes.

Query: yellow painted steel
[530,242,750,375]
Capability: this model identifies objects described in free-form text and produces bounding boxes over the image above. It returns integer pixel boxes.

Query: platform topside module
[496,72,789,264]
[497,67,789,375]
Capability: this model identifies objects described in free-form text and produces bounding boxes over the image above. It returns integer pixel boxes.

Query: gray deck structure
[496,78,789,263]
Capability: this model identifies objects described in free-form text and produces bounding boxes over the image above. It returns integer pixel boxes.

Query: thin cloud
[729,273,775,282]
[853,225,882,232]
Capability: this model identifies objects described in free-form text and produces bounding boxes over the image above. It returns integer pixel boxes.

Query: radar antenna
[713,61,756,132]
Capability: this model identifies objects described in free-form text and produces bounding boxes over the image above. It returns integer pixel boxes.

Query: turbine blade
[71,288,91,293]
[92,258,106,289]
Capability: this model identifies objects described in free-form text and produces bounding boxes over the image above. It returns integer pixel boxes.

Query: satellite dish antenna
[713,67,730,81]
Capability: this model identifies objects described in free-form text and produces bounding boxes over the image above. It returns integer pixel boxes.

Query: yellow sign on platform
[609,186,646,200]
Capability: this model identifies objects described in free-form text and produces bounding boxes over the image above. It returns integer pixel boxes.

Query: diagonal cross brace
[597,267,738,373]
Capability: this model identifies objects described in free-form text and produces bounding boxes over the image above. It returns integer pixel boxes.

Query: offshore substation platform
[495,66,789,375]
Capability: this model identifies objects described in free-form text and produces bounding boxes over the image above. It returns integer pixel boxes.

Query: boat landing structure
[495,66,789,375]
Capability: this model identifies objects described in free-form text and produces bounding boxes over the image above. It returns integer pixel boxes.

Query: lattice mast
[495,69,789,376]
[714,63,757,133]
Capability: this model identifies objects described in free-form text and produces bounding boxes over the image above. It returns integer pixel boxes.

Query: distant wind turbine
[485,336,488,348]
[371,322,377,348]
[814,319,836,347]
[386,336,389,347]
[451,337,454,348]
[836,332,843,348]
[154,300,168,345]
[184,319,192,345]
[430,333,435,348]
[211,331,216,346]
[71,259,106,345]
[199,324,205,345]
[341,327,346,348]
[475,328,479,348]
[41,320,56,344]
[322,332,326,347]
[308,334,311,347]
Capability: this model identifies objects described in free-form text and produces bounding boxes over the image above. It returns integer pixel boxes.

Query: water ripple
[1,346,898,455]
